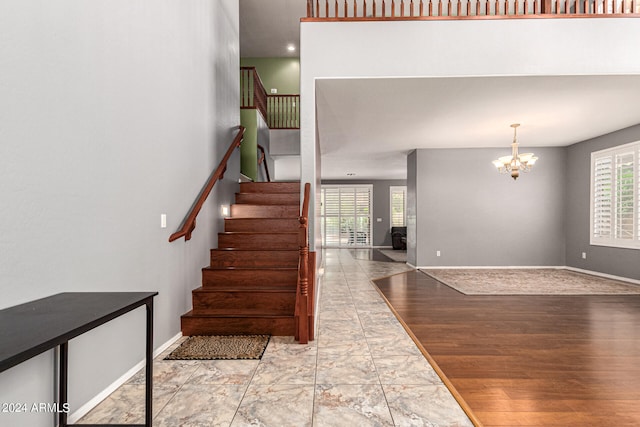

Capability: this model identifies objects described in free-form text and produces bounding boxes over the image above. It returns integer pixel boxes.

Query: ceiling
[239,0,304,57]
[240,2,640,180]
[316,75,640,179]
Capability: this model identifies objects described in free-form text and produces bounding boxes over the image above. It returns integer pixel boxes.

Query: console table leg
[59,341,68,427]
[145,299,153,427]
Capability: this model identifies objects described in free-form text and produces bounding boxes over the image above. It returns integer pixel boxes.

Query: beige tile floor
[80,249,473,426]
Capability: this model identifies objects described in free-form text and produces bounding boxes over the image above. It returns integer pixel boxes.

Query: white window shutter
[593,155,613,240]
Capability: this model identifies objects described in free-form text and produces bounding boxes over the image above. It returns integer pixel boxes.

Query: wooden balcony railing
[241,67,268,121]
[268,95,300,129]
[295,183,314,344]
[305,0,640,18]
[241,67,300,129]
[169,126,245,242]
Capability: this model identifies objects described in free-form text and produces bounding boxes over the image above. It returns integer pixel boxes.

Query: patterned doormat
[421,268,640,295]
[165,335,270,360]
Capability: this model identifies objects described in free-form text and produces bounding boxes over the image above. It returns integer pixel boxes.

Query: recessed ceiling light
[287,44,296,52]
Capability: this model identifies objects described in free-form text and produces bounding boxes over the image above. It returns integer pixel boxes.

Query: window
[590,141,640,249]
[321,185,372,247]
[390,186,407,227]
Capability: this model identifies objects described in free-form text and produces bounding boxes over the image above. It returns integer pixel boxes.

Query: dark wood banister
[295,183,312,344]
[169,126,245,243]
[257,144,271,182]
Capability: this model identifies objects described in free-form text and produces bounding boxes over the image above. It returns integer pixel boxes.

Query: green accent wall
[240,109,258,181]
[240,57,300,94]
[239,57,299,182]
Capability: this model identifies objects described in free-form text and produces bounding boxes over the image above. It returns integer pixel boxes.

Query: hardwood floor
[373,270,640,427]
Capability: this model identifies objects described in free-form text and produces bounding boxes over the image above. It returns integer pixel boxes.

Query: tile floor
[80,249,473,426]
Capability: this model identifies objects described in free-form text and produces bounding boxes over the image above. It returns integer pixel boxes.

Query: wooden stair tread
[209,249,299,268]
[224,218,300,222]
[234,192,300,205]
[230,206,298,212]
[230,203,299,209]
[224,217,299,220]
[211,248,298,251]
[182,310,294,319]
[193,287,295,293]
[203,267,298,271]
[230,204,299,219]
[219,231,298,235]
[239,182,300,194]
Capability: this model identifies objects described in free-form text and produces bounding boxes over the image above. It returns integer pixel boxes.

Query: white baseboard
[67,332,183,424]
[373,246,393,249]
[238,173,253,183]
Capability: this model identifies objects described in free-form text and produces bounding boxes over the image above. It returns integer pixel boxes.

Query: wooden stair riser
[231,204,298,218]
[210,250,299,268]
[202,268,298,288]
[218,233,298,250]
[191,289,295,315]
[235,193,300,205]
[224,218,300,233]
[181,312,296,336]
[240,182,300,194]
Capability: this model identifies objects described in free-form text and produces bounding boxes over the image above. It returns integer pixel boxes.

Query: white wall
[0,1,240,425]
[301,17,640,251]
[270,129,301,181]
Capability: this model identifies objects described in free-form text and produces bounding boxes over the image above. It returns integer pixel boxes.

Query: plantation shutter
[390,186,407,227]
[591,142,639,248]
[320,185,372,247]
[322,187,340,246]
[615,152,635,240]
[593,155,613,240]
[340,189,356,245]
[355,187,371,245]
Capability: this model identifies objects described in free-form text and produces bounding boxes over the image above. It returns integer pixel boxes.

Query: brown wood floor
[373,270,640,427]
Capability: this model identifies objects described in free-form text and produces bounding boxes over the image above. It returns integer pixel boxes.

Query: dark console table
[0,292,157,427]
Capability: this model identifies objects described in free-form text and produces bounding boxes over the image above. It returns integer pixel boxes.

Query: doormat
[164,335,270,360]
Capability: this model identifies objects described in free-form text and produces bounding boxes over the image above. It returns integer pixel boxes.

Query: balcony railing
[305,0,639,18]
[241,67,300,130]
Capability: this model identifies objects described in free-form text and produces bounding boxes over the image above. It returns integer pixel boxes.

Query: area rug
[165,335,270,360]
[421,268,640,295]
[378,249,407,262]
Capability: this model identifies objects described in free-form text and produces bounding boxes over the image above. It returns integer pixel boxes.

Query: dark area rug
[165,335,270,360]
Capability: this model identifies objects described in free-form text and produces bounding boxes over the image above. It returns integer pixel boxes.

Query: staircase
[181,181,302,336]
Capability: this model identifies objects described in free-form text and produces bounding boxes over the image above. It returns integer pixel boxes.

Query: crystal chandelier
[492,124,538,180]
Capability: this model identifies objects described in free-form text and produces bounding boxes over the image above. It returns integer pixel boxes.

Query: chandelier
[492,123,538,180]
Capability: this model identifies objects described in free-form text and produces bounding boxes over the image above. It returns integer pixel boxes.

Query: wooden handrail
[257,144,271,182]
[295,183,312,344]
[304,0,640,18]
[169,126,245,242]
